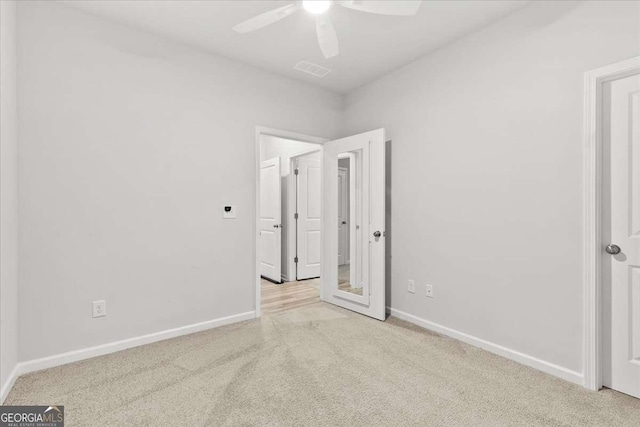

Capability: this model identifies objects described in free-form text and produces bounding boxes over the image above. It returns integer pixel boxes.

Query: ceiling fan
[233,1,422,59]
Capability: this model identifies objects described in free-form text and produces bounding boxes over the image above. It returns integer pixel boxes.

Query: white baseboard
[1,364,20,404]
[1,310,256,402]
[387,307,584,386]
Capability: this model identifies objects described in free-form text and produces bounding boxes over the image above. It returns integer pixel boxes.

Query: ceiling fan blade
[337,0,422,16]
[315,15,339,59]
[233,3,300,34]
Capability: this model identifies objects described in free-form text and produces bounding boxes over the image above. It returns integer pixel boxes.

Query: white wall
[0,0,19,399]
[260,135,321,281]
[17,1,343,362]
[344,0,640,376]
[261,135,319,175]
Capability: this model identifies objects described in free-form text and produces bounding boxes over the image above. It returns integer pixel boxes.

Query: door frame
[255,126,327,318]
[583,56,640,391]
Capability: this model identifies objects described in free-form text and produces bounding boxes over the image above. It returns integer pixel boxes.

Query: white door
[296,156,321,280]
[322,129,386,320]
[603,72,640,398]
[338,167,348,266]
[260,157,282,282]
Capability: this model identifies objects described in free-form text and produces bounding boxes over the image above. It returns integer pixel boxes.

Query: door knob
[606,244,621,255]
[342,221,347,225]
[273,224,282,229]
[373,231,381,238]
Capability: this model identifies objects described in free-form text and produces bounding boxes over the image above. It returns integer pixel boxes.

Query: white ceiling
[60,0,530,94]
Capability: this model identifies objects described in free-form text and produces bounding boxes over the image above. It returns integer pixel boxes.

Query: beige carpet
[6,302,640,426]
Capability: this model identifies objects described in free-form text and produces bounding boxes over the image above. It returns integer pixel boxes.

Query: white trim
[0,364,20,404]
[0,310,254,402]
[583,56,640,391]
[255,126,327,318]
[388,307,584,386]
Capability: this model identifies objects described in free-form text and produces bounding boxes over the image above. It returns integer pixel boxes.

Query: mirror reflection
[337,152,363,296]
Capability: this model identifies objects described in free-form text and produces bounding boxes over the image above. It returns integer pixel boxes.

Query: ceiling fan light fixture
[303,0,331,15]
[233,1,422,59]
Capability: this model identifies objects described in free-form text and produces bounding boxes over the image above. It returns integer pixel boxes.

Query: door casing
[583,56,640,391]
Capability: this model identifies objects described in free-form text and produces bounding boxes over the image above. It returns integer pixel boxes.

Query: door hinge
[294,257,298,263]
[294,213,299,219]
[294,168,299,175]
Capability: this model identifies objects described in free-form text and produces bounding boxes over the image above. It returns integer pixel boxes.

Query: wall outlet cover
[426,284,434,298]
[92,300,106,318]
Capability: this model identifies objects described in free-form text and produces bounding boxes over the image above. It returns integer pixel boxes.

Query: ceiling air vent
[294,60,332,78]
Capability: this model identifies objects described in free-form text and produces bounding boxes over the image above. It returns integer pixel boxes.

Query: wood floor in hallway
[260,277,320,314]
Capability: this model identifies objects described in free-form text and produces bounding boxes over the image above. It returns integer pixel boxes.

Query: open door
[322,129,386,320]
[296,156,321,280]
[260,157,282,282]
[603,72,640,398]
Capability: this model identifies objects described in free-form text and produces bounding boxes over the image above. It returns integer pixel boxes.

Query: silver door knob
[606,244,621,255]
[373,231,381,238]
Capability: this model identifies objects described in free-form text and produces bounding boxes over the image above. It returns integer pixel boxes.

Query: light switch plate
[223,205,237,219]
[408,280,415,294]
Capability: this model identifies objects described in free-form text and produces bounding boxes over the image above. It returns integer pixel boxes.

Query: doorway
[255,127,387,320]
[255,127,326,317]
[260,145,324,315]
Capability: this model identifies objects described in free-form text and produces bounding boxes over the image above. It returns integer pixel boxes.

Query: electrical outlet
[408,279,415,294]
[426,284,434,298]
[92,300,106,318]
